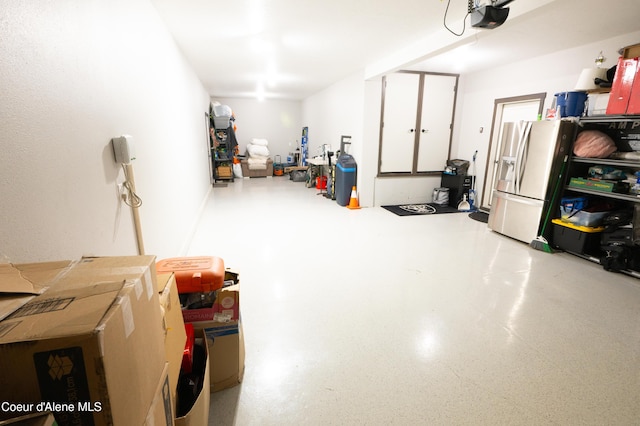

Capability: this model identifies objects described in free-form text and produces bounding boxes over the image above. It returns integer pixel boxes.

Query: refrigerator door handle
[515,121,532,194]
[513,122,526,193]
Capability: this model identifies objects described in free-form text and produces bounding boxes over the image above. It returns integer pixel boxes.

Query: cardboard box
[0,260,72,321]
[622,42,640,59]
[216,165,232,178]
[202,321,245,392]
[0,412,57,426]
[175,330,210,426]
[144,363,175,426]
[56,256,158,296]
[156,273,187,408]
[181,269,239,323]
[191,286,245,392]
[0,256,166,426]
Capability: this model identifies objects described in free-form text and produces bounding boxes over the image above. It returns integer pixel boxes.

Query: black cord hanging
[444,0,471,37]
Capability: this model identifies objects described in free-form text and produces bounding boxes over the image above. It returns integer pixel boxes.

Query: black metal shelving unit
[208,106,237,184]
[559,114,640,277]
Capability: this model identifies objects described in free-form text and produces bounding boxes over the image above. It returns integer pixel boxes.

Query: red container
[315,175,327,189]
[627,62,640,114]
[156,256,225,293]
[182,323,195,373]
[607,57,638,115]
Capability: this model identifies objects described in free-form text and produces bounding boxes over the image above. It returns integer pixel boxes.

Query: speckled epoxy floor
[188,177,640,425]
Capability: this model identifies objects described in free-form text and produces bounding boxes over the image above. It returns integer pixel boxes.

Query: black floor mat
[381,203,464,216]
[468,211,489,223]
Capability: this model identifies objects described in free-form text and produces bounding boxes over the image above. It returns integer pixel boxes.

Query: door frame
[480,93,546,212]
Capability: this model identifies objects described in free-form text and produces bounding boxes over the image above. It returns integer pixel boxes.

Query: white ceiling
[151,0,640,101]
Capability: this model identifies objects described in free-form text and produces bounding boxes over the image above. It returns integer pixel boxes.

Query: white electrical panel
[111,135,136,164]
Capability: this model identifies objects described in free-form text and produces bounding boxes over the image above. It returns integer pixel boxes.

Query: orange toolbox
[156,256,225,293]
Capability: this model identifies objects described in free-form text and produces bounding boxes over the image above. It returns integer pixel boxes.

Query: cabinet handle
[421,129,428,133]
[409,129,415,133]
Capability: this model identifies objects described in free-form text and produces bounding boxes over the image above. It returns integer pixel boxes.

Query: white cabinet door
[417,74,456,172]
[379,73,420,173]
[379,72,457,174]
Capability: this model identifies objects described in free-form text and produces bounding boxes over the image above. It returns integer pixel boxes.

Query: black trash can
[335,154,357,206]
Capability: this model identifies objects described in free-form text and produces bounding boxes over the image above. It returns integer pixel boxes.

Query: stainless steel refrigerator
[487,120,576,243]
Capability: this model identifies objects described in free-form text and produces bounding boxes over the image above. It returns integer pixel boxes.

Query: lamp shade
[575,68,608,91]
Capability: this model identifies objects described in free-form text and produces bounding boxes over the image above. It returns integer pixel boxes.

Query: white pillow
[247,143,270,158]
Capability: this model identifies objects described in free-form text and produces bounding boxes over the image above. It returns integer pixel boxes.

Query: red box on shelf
[607,57,639,115]
[627,62,640,115]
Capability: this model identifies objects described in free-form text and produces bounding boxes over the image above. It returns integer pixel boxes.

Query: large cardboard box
[156,273,187,407]
[0,412,57,426]
[190,285,245,392]
[0,260,72,321]
[56,256,158,295]
[175,330,210,426]
[0,256,166,426]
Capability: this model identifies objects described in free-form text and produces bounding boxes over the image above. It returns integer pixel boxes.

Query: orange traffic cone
[347,186,361,209]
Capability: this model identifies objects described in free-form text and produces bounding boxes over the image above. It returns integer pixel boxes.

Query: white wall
[454,30,640,206]
[301,72,369,203]
[301,71,441,207]
[213,98,302,162]
[310,30,640,208]
[0,0,211,262]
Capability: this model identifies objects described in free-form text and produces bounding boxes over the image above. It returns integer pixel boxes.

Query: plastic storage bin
[156,256,225,293]
[559,196,611,227]
[552,219,605,255]
[555,91,588,117]
[559,207,610,227]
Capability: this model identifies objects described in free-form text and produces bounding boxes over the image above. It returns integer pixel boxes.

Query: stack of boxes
[156,257,244,394]
[0,255,244,426]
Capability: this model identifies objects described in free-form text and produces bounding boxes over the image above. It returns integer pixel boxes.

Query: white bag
[233,163,243,178]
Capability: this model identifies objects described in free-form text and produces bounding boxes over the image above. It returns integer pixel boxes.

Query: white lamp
[574,51,608,92]
[575,68,608,91]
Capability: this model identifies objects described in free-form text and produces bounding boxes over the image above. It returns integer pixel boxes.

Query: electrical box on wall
[111,135,136,164]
